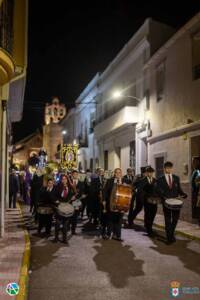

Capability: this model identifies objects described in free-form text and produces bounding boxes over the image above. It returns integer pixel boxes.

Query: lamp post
[112,90,142,102]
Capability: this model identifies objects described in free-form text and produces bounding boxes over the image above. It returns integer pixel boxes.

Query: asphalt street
[27,217,200,300]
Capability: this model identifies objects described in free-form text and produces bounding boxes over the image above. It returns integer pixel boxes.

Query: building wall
[145,15,200,222]
[74,74,99,171]
[147,17,200,181]
[148,136,189,181]
[43,123,62,161]
[13,133,43,166]
[149,33,200,138]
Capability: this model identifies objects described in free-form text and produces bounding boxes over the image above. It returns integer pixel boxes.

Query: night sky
[13,1,200,142]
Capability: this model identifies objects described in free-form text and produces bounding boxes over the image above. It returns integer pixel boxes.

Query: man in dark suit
[157,161,187,244]
[9,169,19,208]
[89,168,106,225]
[37,178,57,237]
[70,170,86,234]
[143,167,160,237]
[104,168,124,241]
[123,168,135,227]
[123,168,134,185]
[128,166,149,226]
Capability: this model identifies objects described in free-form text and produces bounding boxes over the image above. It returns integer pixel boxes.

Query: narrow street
[26,214,200,300]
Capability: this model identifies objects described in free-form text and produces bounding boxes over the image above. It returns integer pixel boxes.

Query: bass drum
[56,202,74,218]
[110,184,133,213]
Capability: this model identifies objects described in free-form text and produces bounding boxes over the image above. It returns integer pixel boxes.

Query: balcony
[77,135,88,148]
[94,106,139,139]
[0,0,15,85]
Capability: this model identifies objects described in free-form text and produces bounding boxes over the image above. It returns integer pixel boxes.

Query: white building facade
[95,18,174,174]
[73,74,100,172]
[144,13,200,221]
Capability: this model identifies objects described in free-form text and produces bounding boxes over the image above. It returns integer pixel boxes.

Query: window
[104,150,108,170]
[155,156,164,178]
[84,120,88,144]
[80,123,83,139]
[89,112,95,133]
[192,31,200,80]
[144,89,150,110]
[90,158,93,171]
[143,48,148,64]
[143,70,150,109]
[130,141,135,169]
[156,61,166,102]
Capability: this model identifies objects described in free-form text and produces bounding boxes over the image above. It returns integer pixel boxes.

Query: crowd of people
[9,158,200,245]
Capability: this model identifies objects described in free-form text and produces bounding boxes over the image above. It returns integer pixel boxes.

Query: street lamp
[62,130,67,135]
[112,90,142,102]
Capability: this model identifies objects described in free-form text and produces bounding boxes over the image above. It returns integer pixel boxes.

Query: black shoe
[112,236,123,242]
[102,234,109,240]
[52,238,58,243]
[62,239,68,244]
[45,233,51,238]
[147,230,156,238]
[125,223,134,229]
[171,236,176,243]
[166,238,176,245]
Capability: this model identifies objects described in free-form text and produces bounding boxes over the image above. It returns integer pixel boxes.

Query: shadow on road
[29,235,64,272]
[93,239,144,288]
[150,237,200,275]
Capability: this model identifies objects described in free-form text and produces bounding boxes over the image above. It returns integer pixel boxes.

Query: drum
[72,199,82,210]
[164,198,183,210]
[56,202,74,218]
[110,184,133,213]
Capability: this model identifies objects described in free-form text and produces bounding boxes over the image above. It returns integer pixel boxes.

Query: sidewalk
[0,206,30,300]
[136,211,200,241]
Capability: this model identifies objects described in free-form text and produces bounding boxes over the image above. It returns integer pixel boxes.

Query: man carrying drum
[104,168,132,241]
[157,161,187,245]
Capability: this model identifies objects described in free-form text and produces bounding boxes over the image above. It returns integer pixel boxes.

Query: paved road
[26,216,200,300]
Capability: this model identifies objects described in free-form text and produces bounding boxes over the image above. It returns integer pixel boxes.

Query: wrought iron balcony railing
[0,0,14,54]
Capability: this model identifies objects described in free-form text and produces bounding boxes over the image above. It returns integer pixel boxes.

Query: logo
[6,282,19,296]
[170,281,181,298]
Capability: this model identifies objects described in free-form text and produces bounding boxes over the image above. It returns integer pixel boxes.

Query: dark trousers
[108,212,123,238]
[38,214,53,234]
[163,205,180,241]
[9,193,17,208]
[101,211,111,236]
[144,201,157,234]
[130,193,144,223]
[128,195,136,225]
[55,215,69,242]
[69,210,79,233]
[80,198,87,217]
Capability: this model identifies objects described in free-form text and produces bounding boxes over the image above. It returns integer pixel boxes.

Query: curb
[16,203,31,300]
[136,217,200,242]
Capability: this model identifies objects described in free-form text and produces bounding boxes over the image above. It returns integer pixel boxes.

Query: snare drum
[72,199,82,210]
[164,198,183,210]
[56,202,74,218]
